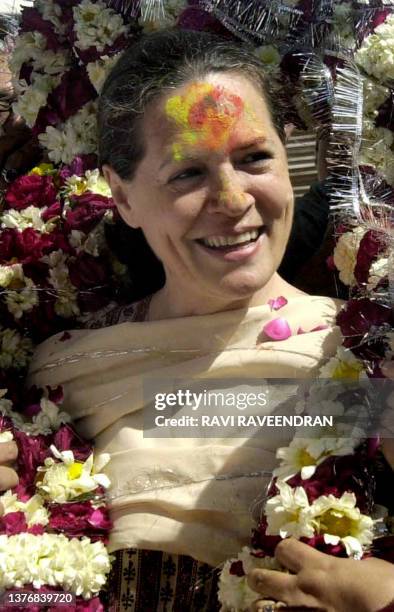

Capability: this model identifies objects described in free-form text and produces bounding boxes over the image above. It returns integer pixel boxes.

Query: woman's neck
[147,274,304,321]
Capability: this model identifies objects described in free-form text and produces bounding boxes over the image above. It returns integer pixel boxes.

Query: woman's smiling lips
[195,226,266,262]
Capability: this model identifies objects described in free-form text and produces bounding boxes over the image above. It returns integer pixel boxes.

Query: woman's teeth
[201,229,260,249]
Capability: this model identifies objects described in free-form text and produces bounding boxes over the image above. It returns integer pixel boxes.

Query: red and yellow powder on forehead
[165,82,245,161]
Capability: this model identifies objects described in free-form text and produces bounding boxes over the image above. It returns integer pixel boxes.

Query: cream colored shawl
[29,296,342,567]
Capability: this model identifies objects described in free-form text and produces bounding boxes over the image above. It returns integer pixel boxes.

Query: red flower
[337,299,392,361]
[49,502,112,540]
[229,560,245,577]
[69,254,109,289]
[0,511,28,535]
[65,192,114,233]
[13,229,53,263]
[354,230,388,285]
[53,425,92,461]
[0,229,18,262]
[13,430,50,495]
[5,175,57,211]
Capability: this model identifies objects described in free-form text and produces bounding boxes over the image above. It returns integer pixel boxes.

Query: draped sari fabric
[29,296,343,567]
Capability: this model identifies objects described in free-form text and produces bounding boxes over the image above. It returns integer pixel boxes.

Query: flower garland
[0,388,112,609]
[3,0,394,610]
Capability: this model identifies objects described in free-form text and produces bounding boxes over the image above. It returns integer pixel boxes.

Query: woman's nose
[207,168,254,216]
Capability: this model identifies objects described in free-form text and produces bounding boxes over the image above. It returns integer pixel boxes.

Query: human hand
[0,441,19,515]
[247,538,394,612]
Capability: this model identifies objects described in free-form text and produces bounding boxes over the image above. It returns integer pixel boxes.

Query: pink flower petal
[263,317,292,341]
[268,296,288,311]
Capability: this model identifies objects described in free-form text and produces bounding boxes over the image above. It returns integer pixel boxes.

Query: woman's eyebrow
[231,136,269,151]
[159,136,271,170]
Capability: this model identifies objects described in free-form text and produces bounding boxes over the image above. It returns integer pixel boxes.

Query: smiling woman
[26,29,386,612]
[102,65,295,319]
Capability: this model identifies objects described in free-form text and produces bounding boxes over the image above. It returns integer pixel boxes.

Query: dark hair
[99,29,285,301]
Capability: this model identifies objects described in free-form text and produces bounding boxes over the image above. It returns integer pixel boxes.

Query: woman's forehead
[142,74,276,161]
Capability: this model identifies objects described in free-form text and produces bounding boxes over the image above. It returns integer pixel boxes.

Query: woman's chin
[216,271,275,302]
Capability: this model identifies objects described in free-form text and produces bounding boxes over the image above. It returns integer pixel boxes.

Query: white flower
[86,54,120,93]
[265,481,313,539]
[22,398,71,436]
[319,346,365,381]
[360,118,394,186]
[0,491,49,527]
[355,14,394,84]
[42,250,80,319]
[36,0,65,35]
[0,533,111,597]
[39,102,98,164]
[310,491,375,557]
[73,0,127,52]
[219,547,282,611]
[0,327,33,370]
[0,264,24,289]
[0,431,13,443]
[34,49,69,78]
[274,436,357,481]
[266,484,374,558]
[37,445,110,503]
[12,75,56,127]
[9,32,47,78]
[363,77,390,117]
[5,278,39,320]
[64,169,111,198]
[1,205,52,232]
[367,257,389,290]
[333,226,366,285]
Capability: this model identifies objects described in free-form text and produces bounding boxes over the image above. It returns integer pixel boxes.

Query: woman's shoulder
[79,296,152,329]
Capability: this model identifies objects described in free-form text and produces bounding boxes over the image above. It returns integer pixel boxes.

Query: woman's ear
[102,164,139,228]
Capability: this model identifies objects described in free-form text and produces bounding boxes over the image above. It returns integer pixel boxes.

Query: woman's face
[105,72,294,310]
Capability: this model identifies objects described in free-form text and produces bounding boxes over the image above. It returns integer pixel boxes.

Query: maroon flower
[354,230,388,285]
[337,299,392,340]
[49,502,112,540]
[69,254,109,289]
[5,174,57,211]
[53,424,92,461]
[47,385,64,405]
[178,6,233,36]
[46,68,97,125]
[0,511,28,535]
[13,430,50,494]
[13,229,53,263]
[65,192,114,233]
[229,560,245,577]
[59,155,98,183]
[0,229,17,262]
[20,7,62,51]
[376,91,394,132]
[41,201,62,222]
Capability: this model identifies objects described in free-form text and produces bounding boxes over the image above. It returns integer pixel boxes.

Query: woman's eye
[170,168,203,182]
[241,151,272,165]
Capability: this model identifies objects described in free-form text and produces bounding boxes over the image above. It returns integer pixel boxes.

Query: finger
[248,568,297,601]
[0,466,18,490]
[274,538,331,574]
[0,441,18,464]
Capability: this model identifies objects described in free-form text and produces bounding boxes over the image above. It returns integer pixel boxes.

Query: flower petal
[263,318,292,341]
